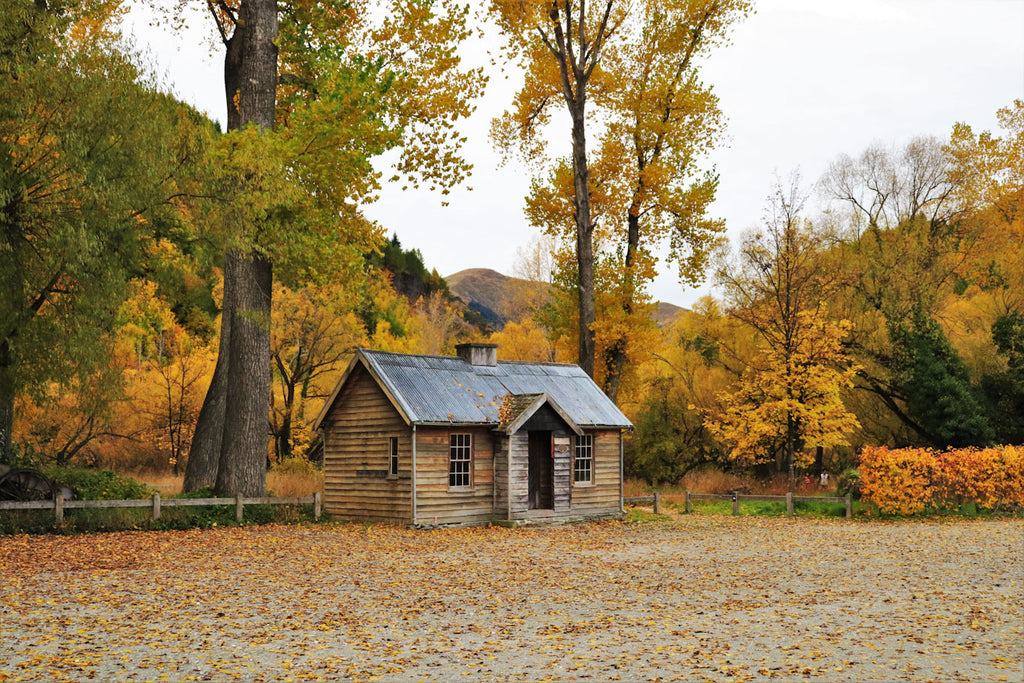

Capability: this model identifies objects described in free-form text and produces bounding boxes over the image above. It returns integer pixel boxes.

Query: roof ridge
[361,348,580,370]
[360,348,458,361]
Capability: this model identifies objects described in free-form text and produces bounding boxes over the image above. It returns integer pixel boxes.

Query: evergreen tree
[889,308,994,448]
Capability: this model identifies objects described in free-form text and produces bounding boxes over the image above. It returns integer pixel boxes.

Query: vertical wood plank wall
[493,435,508,519]
[415,426,496,525]
[322,365,411,523]
[553,429,572,512]
[507,431,529,515]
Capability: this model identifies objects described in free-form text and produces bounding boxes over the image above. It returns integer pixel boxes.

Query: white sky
[124,0,1024,307]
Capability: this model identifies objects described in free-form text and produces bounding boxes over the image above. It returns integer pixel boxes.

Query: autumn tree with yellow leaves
[490,0,750,394]
[709,180,860,491]
[182,0,486,495]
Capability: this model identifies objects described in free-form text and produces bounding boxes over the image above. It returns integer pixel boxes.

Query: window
[389,437,399,477]
[574,434,593,484]
[449,433,472,488]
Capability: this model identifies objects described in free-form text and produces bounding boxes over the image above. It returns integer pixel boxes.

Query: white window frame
[573,433,593,485]
[448,433,473,490]
[389,436,399,478]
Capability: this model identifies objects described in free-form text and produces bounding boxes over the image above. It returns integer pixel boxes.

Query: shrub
[43,466,154,500]
[859,445,1024,514]
[835,468,861,499]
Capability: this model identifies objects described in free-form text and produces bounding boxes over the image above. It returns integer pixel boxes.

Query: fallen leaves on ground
[1,516,1021,682]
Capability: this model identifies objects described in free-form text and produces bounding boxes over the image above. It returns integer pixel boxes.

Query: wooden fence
[624,491,852,519]
[0,492,322,524]
[623,493,662,514]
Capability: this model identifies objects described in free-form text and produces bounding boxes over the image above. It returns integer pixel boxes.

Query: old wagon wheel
[0,468,56,501]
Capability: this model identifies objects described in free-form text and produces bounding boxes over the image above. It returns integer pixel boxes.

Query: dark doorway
[528,430,553,510]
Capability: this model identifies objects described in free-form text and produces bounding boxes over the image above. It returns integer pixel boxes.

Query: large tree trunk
[214,0,277,496]
[216,252,272,496]
[182,252,237,490]
[545,1,612,380]
[571,85,595,378]
[187,0,278,495]
[602,209,642,401]
[786,413,796,495]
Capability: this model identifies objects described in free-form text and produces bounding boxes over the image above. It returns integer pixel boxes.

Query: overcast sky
[125,0,1024,307]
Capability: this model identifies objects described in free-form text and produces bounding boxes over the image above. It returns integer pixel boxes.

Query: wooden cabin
[311,343,633,527]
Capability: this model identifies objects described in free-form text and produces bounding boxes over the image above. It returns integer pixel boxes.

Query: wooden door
[528,430,553,510]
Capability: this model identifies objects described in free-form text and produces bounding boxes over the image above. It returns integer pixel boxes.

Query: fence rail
[686,490,852,518]
[0,492,322,524]
[624,491,852,518]
[623,493,662,514]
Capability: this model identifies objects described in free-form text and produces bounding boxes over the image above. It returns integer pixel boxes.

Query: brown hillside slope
[446,268,548,327]
[446,268,686,330]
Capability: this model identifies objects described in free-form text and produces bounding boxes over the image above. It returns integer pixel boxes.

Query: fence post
[152,493,161,520]
[313,492,322,521]
[684,490,691,514]
[732,491,739,515]
[55,493,64,524]
[786,491,794,517]
[845,492,852,519]
[653,492,661,514]
[235,494,244,523]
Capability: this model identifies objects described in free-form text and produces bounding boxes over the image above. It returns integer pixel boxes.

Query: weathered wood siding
[322,365,623,526]
[553,431,572,512]
[508,427,574,517]
[506,431,529,516]
[415,426,496,526]
[570,429,622,515]
[322,365,411,523]
[493,435,508,518]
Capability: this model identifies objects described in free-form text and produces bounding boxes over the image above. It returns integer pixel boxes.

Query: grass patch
[44,466,154,500]
[626,507,670,524]
[667,496,856,518]
[859,501,1023,521]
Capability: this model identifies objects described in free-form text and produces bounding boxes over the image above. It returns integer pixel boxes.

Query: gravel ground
[1,515,1021,682]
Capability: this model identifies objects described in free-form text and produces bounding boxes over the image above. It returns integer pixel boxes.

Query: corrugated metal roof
[360,349,632,428]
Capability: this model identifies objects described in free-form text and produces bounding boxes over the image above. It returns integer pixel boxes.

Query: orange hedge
[859,445,1024,515]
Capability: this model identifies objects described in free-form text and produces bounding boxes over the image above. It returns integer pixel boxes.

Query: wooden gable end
[321,363,412,523]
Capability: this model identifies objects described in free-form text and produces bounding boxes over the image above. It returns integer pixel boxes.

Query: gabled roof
[497,393,584,436]
[313,349,632,431]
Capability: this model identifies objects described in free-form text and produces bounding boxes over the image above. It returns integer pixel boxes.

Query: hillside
[445,268,549,327]
[652,301,685,327]
[446,268,686,329]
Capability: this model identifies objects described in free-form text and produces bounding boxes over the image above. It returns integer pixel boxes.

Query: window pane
[449,433,472,488]
[574,434,593,484]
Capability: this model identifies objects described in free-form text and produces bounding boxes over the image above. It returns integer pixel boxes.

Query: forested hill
[367,235,491,331]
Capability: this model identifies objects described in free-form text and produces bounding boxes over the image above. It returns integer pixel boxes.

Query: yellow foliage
[860,445,1024,514]
[489,319,559,363]
[706,312,861,468]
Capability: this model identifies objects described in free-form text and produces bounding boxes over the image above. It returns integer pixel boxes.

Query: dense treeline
[2,0,1019,496]
[2,0,485,478]
[624,107,1023,487]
